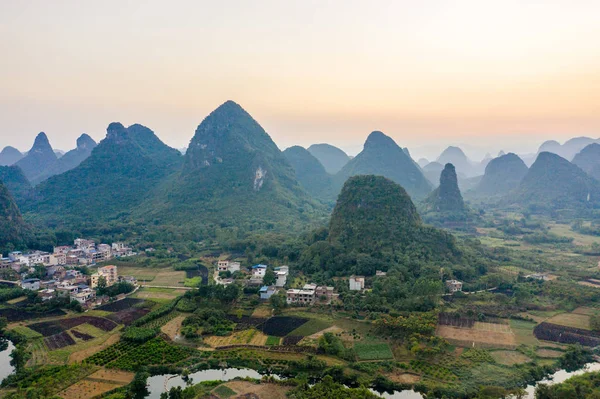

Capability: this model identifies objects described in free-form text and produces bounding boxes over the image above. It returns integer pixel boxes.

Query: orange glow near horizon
[1,0,599,159]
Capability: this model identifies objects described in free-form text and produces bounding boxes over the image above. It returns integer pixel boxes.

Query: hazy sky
[1,0,599,160]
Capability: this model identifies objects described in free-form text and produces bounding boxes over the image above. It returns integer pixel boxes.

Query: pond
[0,340,16,383]
[521,362,600,398]
[146,368,424,399]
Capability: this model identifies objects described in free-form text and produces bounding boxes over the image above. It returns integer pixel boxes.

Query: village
[215,260,463,305]
[0,239,138,308]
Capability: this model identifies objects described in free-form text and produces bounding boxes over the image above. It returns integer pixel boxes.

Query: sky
[1,0,600,161]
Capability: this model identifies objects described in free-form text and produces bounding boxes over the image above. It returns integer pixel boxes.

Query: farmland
[260,316,308,337]
[354,342,394,361]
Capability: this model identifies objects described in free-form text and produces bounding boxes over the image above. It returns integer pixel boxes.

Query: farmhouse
[91,265,118,288]
[218,260,241,273]
[446,280,463,293]
[21,278,40,291]
[286,283,336,305]
[251,264,267,277]
[38,289,56,301]
[259,285,277,300]
[70,288,96,304]
[349,276,365,291]
[275,265,289,287]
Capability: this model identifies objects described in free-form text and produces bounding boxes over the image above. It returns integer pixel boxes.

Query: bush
[122,327,158,343]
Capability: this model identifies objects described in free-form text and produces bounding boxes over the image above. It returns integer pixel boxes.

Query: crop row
[86,340,142,366]
[138,311,179,329]
[409,360,458,381]
[108,337,194,371]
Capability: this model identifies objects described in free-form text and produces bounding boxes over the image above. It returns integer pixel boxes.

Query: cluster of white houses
[0,239,134,270]
[18,265,135,306]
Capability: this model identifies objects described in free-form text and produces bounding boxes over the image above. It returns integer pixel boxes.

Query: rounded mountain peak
[106,122,129,142]
[32,132,52,150]
[76,133,97,150]
[364,131,396,148]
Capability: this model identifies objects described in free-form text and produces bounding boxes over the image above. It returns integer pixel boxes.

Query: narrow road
[140,284,194,290]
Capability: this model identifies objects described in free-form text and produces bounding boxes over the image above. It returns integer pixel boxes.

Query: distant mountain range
[0,146,23,166]
[33,134,97,185]
[508,152,600,213]
[3,104,600,237]
[572,143,600,181]
[283,146,334,202]
[15,133,58,183]
[334,131,432,200]
[472,153,528,198]
[307,144,350,174]
[26,122,183,225]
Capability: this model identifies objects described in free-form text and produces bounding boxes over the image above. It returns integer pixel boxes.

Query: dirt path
[69,333,121,364]
[161,316,185,340]
[223,381,290,399]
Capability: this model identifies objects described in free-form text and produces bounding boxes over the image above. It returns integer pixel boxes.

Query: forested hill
[508,151,600,213]
[142,100,325,230]
[423,163,466,213]
[0,180,29,253]
[307,143,350,174]
[572,143,600,181]
[473,153,528,198]
[0,166,30,206]
[334,131,432,200]
[33,133,97,184]
[283,146,334,202]
[297,175,483,283]
[25,122,183,225]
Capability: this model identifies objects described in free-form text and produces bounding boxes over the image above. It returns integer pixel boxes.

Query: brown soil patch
[58,369,133,399]
[251,306,272,318]
[225,381,290,399]
[308,326,344,340]
[161,316,185,340]
[573,307,598,316]
[536,349,564,358]
[473,322,512,333]
[68,333,120,363]
[490,350,531,366]
[385,372,421,384]
[248,331,268,346]
[88,369,135,384]
[436,325,516,348]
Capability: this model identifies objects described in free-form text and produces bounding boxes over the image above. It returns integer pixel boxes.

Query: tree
[270,292,287,313]
[263,269,276,286]
[97,276,107,292]
[129,372,150,399]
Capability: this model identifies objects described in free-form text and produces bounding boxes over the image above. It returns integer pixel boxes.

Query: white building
[21,278,40,290]
[445,280,463,293]
[252,264,267,277]
[275,266,289,288]
[349,276,365,291]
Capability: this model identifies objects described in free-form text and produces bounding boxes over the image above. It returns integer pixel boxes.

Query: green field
[354,342,394,361]
[289,318,332,337]
[265,336,280,346]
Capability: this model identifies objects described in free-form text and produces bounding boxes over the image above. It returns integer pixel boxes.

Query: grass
[213,385,237,398]
[289,318,332,337]
[547,312,591,330]
[11,325,43,339]
[509,319,539,346]
[354,342,394,361]
[266,336,280,346]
